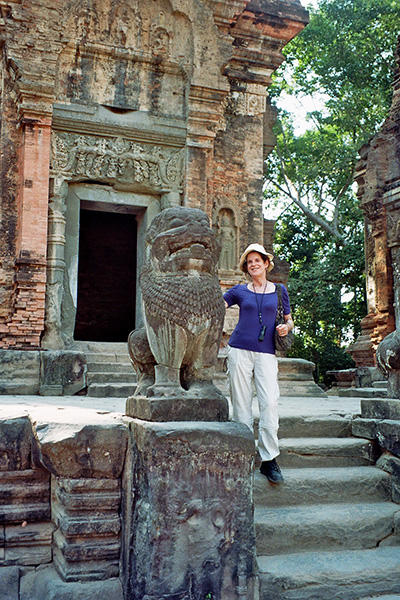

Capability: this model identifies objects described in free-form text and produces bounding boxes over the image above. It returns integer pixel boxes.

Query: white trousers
[227,346,280,462]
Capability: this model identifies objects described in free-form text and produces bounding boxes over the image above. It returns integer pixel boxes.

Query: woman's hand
[276,323,290,337]
[276,316,293,337]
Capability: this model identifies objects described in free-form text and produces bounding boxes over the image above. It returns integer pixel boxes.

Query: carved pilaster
[187,85,229,145]
[41,178,68,349]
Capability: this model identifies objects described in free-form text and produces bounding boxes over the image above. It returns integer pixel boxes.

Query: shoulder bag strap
[276,284,284,319]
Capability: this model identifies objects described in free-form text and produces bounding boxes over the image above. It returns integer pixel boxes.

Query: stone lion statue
[128,206,226,401]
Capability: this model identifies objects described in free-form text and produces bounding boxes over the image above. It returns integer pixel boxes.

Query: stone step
[0,381,39,395]
[255,501,399,556]
[87,383,136,398]
[72,341,128,353]
[87,372,137,385]
[253,466,391,507]
[85,353,131,364]
[275,415,352,439]
[275,437,379,468]
[338,387,387,398]
[359,596,400,600]
[257,546,400,600]
[372,381,389,389]
[87,362,134,373]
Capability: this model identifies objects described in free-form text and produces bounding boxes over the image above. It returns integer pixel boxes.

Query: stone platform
[0,392,261,599]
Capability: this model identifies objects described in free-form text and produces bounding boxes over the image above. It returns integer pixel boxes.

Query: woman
[224,243,293,483]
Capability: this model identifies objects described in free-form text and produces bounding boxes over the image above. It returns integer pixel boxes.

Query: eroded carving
[227,90,267,116]
[50,132,185,191]
[216,209,236,270]
[127,207,227,420]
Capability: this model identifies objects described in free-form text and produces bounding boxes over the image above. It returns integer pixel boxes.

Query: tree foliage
[274,208,366,385]
[265,0,400,384]
[266,0,400,242]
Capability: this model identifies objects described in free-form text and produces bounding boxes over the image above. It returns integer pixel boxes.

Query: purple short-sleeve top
[223,283,291,354]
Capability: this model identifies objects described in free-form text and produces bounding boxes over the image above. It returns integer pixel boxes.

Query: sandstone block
[0,412,32,471]
[32,411,128,478]
[377,452,400,504]
[53,477,121,512]
[0,566,20,600]
[3,522,54,566]
[53,546,120,583]
[126,393,229,421]
[376,452,400,478]
[0,348,40,393]
[0,469,50,524]
[39,350,87,396]
[376,420,400,458]
[393,478,400,504]
[352,417,378,439]
[361,398,400,420]
[20,566,123,600]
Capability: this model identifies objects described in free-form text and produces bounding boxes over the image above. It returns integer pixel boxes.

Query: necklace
[253,281,268,341]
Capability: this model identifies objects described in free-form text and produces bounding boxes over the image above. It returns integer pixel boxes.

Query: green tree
[265,0,400,384]
[266,0,400,241]
[274,208,366,385]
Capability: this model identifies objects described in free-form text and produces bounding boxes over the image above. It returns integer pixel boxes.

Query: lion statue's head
[142,207,220,276]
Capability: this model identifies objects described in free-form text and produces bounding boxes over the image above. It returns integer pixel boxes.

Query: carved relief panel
[213,202,243,272]
[216,209,237,270]
[50,131,185,194]
[55,0,194,116]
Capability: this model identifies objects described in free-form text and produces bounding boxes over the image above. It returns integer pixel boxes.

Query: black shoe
[260,459,283,484]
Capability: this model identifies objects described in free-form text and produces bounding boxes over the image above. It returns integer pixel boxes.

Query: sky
[274,0,323,134]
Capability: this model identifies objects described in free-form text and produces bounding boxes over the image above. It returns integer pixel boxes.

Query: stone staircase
[255,399,400,600]
[73,342,137,398]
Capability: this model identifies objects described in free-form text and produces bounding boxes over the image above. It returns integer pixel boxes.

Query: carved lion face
[144,207,220,274]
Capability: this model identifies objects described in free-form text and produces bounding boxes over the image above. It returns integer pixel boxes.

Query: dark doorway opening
[74,208,137,342]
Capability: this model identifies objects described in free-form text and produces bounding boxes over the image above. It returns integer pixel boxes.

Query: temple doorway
[74,207,137,342]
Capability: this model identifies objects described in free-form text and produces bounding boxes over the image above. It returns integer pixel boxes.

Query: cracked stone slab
[255,502,400,555]
[278,437,379,468]
[29,405,129,478]
[253,466,391,507]
[258,547,400,600]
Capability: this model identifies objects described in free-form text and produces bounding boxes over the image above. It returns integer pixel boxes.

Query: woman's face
[246,252,268,279]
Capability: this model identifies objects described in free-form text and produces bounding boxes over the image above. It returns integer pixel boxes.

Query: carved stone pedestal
[126,393,229,422]
[121,420,257,600]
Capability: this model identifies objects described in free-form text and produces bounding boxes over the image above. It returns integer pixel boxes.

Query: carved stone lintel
[50,131,185,193]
